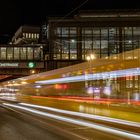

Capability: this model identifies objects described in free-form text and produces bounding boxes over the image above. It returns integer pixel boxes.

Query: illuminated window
[70,39,77,59]
[70,27,76,37]
[27,47,33,60]
[1,47,6,60]
[34,48,41,60]
[29,33,31,38]
[25,33,28,38]
[20,47,27,60]
[7,48,13,60]
[14,47,20,60]
[62,27,69,37]
[70,54,77,59]
[32,33,34,38]
[56,27,61,36]
[37,34,39,38]
[23,33,25,37]
[34,34,37,38]
[53,54,61,60]
[62,54,69,59]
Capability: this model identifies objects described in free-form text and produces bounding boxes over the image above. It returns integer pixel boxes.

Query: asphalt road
[0,105,69,140]
[0,100,140,140]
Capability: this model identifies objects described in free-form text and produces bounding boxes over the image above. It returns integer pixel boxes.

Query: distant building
[0,44,44,77]
[0,25,46,80]
[11,25,40,45]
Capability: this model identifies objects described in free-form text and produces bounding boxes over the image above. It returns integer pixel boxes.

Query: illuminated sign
[0,62,44,68]
[0,63,19,67]
[27,62,36,68]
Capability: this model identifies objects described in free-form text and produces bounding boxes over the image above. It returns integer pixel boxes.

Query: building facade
[0,44,44,76]
[46,10,140,70]
[0,25,46,80]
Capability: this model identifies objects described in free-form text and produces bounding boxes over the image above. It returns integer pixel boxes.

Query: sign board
[27,62,36,68]
[0,62,44,68]
[0,63,19,68]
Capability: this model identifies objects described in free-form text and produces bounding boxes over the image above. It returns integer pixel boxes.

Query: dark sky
[0,0,139,43]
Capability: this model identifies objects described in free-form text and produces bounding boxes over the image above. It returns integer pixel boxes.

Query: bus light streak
[19,103,140,128]
[35,67,140,85]
[3,103,140,140]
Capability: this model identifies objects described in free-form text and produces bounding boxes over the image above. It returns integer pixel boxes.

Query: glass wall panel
[84,28,92,36]
[93,28,100,58]
[101,29,108,57]
[37,34,39,38]
[56,27,61,37]
[1,47,6,60]
[62,54,69,59]
[7,47,13,60]
[82,28,86,59]
[70,39,77,59]
[62,27,69,37]
[14,47,20,60]
[70,27,76,37]
[53,27,78,60]
[34,48,41,60]
[124,27,133,51]
[27,47,33,60]
[62,39,69,59]
[20,47,27,60]
[85,38,92,50]
[82,28,101,59]
[53,54,61,60]
[53,39,62,59]
[109,28,118,55]
[133,27,140,49]
[31,34,34,38]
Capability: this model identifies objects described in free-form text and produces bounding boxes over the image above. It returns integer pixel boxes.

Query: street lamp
[86,54,96,62]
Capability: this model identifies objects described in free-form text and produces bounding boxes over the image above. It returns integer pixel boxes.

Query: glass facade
[0,46,43,60]
[53,27,77,60]
[52,27,140,60]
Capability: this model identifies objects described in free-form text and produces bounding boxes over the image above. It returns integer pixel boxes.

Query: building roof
[77,9,140,18]
[47,9,140,27]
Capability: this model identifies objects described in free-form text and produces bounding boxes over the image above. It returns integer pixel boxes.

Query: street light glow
[86,54,96,61]
[90,54,95,60]
[86,56,90,61]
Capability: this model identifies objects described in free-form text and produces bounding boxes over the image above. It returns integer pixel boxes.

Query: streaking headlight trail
[3,103,140,140]
[35,68,140,84]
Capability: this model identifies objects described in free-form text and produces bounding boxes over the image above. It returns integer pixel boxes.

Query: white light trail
[19,103,140,128]
[35,68,140,84]
[3,103,140,140]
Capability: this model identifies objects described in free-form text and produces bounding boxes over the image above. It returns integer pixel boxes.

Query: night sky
[0,0,139,44]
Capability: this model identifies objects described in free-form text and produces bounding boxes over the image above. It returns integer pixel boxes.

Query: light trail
[35,67,140,84]
[3,103,140,140]
[19,103,140,128]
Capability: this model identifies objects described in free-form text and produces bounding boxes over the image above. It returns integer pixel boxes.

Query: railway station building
[45,9,140,70]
